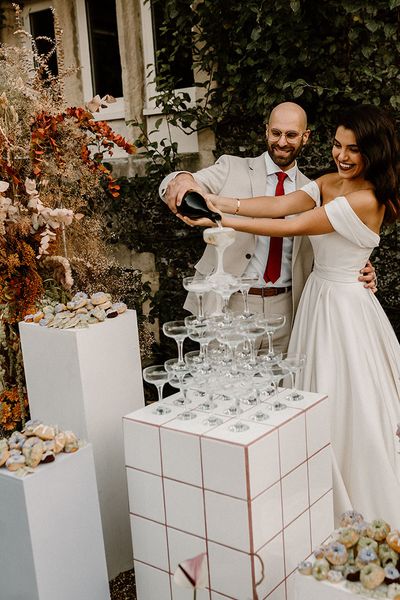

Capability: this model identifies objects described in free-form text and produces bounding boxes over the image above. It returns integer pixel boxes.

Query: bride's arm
[220,205,334,236]
[208,185,319,218]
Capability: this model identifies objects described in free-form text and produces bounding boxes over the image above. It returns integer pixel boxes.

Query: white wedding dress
[288,181,400,525]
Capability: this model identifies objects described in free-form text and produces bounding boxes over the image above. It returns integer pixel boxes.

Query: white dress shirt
[243,152,297,287]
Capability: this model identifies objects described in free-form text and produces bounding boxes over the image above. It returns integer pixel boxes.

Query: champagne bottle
[177,190,222,223]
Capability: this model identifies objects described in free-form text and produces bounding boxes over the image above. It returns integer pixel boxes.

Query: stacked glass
[142,227,306,428]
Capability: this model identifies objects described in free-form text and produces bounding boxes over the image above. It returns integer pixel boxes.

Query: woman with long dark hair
[181,104,400,524]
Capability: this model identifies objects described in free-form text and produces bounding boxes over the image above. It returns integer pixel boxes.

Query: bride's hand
[178,215,214,227]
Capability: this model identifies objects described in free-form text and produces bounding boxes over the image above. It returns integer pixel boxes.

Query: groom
[160,101,376,352]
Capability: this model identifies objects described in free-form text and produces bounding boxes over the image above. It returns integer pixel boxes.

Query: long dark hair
[336,104,400,223]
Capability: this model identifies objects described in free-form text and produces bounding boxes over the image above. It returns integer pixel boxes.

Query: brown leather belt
[248,286,292,297]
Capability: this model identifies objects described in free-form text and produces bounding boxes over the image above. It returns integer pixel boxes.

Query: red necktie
[263,171,288,284]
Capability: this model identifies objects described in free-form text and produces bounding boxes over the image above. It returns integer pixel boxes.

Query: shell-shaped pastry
[112,302,127,314]
[32,423,56,441]
[33,311,44,323]
[97,300,112,311]
[91,306,106,322]
[53,431,66,454]
[106,308,119,319]
[0,440,10,467]
[22,437,45,468]
[23,419,43,436]
[90,292,108,305]
[6,451,26,471]
[63,431,79,453]
[8,431,27,450]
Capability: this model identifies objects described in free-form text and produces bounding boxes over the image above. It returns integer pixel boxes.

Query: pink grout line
[158,427,173,600]
[199,436,213,598]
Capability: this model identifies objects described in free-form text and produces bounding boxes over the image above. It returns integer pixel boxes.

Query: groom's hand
[359,260,377,293]
[165,173,204,214]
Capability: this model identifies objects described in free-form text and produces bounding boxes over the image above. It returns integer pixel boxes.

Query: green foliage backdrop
[111,0,400,346]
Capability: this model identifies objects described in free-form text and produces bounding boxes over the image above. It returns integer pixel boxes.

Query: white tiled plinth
[124,389,333,600]
[0,445,109,600]
[19,310,145,579]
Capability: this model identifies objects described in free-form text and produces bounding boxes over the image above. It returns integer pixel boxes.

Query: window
[75,0,124,120]
[140,0,195,112]
[85,0,122,98]
[28,6,58,77]
[151,0,193,90]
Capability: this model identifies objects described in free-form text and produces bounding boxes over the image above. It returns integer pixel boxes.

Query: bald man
[159,102,373,352]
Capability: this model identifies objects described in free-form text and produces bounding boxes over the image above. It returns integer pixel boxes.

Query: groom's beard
[268,140,305,168]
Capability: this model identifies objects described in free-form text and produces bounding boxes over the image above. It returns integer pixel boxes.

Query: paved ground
[110,568,136,599]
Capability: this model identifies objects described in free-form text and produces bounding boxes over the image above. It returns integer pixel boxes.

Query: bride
[180,104,400,525]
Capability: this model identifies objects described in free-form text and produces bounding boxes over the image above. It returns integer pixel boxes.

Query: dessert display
[298,511,400,598]
[23,291,127,329]
[0,420,81,476]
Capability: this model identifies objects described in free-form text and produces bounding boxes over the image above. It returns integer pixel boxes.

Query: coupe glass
[211,277,241,321]
[215,324,244,375]
[203,227,236,285]
[164,358,190,407]
[176,372,197,420]
[142,365,171,415]
[163,320,188,367]
[186,319,216,363]
[266,363,291,411]
[183,276,213,321]
[250,368,273,422]
[238,316,267,367]
[281,353,307,401]
[259,313,286,358]
[238,273,260,317]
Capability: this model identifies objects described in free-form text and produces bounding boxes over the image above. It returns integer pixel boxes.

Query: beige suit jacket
[160,152,313,321]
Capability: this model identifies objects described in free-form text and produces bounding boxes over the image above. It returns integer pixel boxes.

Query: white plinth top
[124,389,327,448]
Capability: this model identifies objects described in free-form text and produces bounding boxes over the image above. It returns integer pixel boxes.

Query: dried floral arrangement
[0,7,149,434]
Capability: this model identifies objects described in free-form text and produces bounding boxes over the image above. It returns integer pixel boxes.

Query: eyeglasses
[268,129,306,143]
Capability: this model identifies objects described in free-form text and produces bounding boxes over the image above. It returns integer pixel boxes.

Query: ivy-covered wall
[106,0,400,354]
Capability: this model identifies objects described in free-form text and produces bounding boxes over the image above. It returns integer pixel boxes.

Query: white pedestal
[19,310,145,580]
[0,445,110,600]
[124,389,334,600]
[295,573,370,600]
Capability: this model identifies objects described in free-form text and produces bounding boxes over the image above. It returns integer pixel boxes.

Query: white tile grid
[255,532,285,599]
[282,509,312,578]
[127,392,331,600]
[130,515,169,572]
[134,560,172,600]
[247,429,280,499]
[164,478,206,538]
[281,462,309,528]
[278,413,307,477]
[160,428,203,487]
[126,467,165,523]
[304,398,330,457]
[205,489,251,552]
[124,419,163,475]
